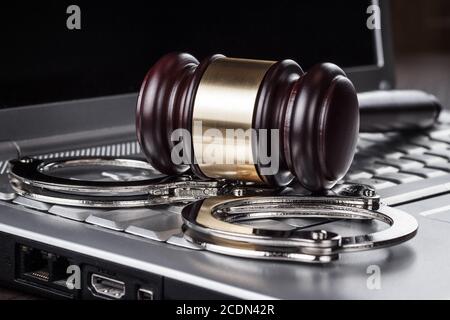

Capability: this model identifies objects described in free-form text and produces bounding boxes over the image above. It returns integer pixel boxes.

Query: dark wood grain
[137,53,359,191]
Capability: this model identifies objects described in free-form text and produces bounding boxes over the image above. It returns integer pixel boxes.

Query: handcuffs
[8,157,418,264]
[182,185,418,263]
[8,157,255,208]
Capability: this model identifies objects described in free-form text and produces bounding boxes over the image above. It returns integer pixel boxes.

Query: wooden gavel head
[137,53,359,192]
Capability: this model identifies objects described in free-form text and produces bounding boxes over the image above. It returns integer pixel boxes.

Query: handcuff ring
[182,187,418,264]
[8,157,273,208]
[8,157,165,195]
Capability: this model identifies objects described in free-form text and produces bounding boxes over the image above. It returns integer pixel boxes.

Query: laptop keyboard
[344,115,450,205]
[1,115,450,249]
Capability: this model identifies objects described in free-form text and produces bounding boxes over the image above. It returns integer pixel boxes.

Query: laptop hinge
[11,124,136,157]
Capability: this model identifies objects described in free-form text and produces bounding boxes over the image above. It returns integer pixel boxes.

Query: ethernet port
[19,245,51,282]
[17,245,74,295]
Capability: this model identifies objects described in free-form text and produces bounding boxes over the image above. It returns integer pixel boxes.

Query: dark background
[0,0,376,108]
[392,0,450,109]
[1,1,448,109]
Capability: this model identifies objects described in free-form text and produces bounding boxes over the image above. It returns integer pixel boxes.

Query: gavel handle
[358,90,442,133]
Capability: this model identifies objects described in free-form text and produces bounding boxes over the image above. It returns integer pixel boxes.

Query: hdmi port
[90,274,125,299]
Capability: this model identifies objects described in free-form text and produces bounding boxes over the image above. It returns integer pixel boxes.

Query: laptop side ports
[16,244,75,297]
[137,288,154,300]
[90,273,125,299]
[84,265,161,300]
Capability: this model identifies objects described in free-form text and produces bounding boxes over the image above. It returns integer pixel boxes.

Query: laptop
[1,0,450,299]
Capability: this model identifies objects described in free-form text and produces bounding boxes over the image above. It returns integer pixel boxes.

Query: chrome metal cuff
[182,185,418,264]
[8,157,270,208]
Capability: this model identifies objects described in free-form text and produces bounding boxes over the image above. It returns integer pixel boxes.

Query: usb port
[137,288,154,300]
[90,274,125,299]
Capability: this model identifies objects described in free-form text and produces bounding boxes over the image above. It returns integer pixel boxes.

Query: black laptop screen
[0,1,377,108]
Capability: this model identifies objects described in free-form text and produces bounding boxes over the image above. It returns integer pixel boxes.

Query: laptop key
[428,127,450,139]
[382,151,405,159]
[0,189,15,201]
[425,149,450,160]
[431,135,450,144]
[0,183,16,201]
[352,158,378,168]
[353,152,378,162]
[86,208,162,231]
[375,158,423,170]
[402,154,448,166]
[409,136,449,150]
[48,205,106,221]
[378,174,450,206]
[356,148,403,160]
[125,213,183,241]
[12,196,51,211]
[426,162,450,172]
[391,144,428,155]
[360,163,398,175]
[358,133,390,142]
[135,203,187,215]
[0,170,16,201]
[344,170,373,180]
[166,233,203,250]
[357,139,378,149]
[375,172,423,184]
[401,168,447,179]
[438,113,450,124]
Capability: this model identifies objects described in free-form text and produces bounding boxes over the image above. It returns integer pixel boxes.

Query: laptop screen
[0,1,378,108]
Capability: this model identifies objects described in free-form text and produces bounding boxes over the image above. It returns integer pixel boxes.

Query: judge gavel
[136,53,441,192]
